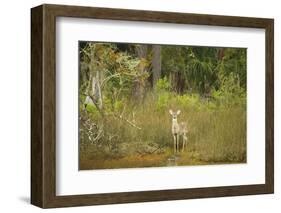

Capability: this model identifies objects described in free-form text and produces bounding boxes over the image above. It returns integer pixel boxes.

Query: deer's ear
[177,110,181,115]
[169,109,173,115]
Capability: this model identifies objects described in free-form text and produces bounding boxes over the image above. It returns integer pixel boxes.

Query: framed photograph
[31,4,274,208]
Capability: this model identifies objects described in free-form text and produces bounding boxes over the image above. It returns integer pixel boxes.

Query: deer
[169,110,188,154]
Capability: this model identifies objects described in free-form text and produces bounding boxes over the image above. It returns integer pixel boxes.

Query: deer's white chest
[171,119,180,134]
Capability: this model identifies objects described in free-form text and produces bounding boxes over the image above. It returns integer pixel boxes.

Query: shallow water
[166,155,180,166]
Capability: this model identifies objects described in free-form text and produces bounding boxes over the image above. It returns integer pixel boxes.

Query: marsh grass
[79,92,246,170]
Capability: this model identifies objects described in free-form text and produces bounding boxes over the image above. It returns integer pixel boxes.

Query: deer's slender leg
[176,134,179,153]
[182,137,184,152]
[182,135,186,152]
[173,135,176,154]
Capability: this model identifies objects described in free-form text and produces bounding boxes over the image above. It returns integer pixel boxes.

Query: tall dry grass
[79,91,246,169]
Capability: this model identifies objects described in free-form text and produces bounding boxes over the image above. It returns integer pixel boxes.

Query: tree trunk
[177,72,185,94]
[132,45,148,102]
[136,45,148,59]
[152,45,161,88]
[88,44,104,116]
[217,48,225,61]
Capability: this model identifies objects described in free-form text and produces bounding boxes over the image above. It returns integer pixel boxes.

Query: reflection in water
[167,155,180,166]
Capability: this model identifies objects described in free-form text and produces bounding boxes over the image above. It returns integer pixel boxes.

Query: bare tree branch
[113,113,142,130]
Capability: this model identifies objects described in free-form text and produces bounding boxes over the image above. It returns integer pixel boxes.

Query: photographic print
[79,42,247,170]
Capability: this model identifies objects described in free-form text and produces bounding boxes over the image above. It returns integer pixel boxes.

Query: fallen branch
[114,113,142,130]
[151,146,163,154]
[136,145,164,156]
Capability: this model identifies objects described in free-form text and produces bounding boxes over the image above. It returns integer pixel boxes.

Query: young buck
[169,110,188,153]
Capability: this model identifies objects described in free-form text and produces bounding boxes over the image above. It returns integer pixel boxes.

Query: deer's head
[169,109,181,120]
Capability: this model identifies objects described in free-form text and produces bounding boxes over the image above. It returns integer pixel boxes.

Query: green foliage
[186,58,216,93]
[212,72,246,107]
[156,92,170,111]
[161,46,246,95]
[176,94,201,109]
[156,77,171,91]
